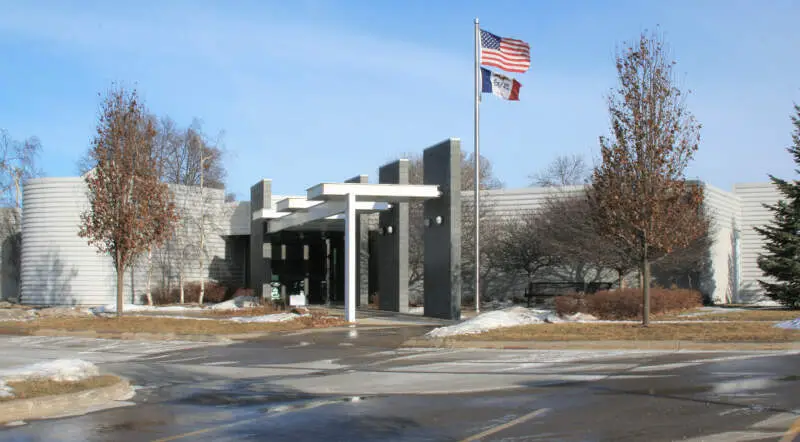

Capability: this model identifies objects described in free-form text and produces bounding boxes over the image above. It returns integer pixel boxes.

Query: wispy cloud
[0,4,469,88]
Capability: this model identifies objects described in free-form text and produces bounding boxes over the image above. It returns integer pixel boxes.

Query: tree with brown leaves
[591,31,706,325]
[79,87,178,316]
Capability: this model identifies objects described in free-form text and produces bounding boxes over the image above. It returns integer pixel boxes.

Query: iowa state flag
[481,67,521,101]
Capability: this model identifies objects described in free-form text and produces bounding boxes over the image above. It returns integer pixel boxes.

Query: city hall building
[12,138,784,320]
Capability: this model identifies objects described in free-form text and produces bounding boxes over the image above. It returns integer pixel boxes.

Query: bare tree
[539,192,637,288]
[79,87,178,316]
[0,130,42,301]
[403,151,503,297]
[529,154,590,187]
[590,31,706,325]
[496,210,559,284]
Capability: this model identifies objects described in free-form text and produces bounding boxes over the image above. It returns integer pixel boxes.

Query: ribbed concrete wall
[702,184,741,303]
[733,182,783,302]
[21,177,241,306]
[22,177,116,305]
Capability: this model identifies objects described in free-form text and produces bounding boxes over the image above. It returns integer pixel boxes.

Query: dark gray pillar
[423,139,462,320]
[377,160,409,312]
[345,174,370,307]
[249,180,272,297]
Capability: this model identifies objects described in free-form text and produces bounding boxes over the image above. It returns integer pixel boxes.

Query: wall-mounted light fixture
[386,225,394,235]
[434,215,443,225]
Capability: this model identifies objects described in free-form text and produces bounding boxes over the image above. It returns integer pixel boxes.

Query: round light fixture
[435,216,443,225]
[386,225,394,234]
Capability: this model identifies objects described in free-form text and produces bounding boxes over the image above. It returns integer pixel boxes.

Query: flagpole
[473,17,481,315]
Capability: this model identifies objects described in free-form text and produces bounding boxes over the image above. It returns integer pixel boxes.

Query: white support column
[344,192,357,323]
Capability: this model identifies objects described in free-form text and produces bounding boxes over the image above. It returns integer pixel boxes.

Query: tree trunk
[145,249,153,306]
[115,251,124,318]
[642,244,651,327]
[179,272,185,304]
[199,255,205,305]
[617,268,625,289]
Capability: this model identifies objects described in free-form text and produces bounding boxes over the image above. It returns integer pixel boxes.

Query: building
[15,139,784,314]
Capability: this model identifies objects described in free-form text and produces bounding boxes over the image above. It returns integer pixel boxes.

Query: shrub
[554,288,702,320]
[145,281,228,305]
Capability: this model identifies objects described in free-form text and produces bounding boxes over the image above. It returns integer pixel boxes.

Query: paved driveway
[0,327,797,441]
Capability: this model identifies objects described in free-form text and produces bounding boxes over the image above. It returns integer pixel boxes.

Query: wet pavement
[0,325,798,441]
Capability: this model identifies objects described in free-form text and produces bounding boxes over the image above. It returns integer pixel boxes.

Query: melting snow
[210,296,261,311]
[90,304,203,314]
[226,312,310,323]
[0,359,101,399]
[427,307,578,338]
[774,317,800,330]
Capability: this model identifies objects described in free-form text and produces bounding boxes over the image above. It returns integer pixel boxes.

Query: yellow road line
[152,416,264,442]
[780,415,800,442]
[152,400,337,442]
[460,408,550,442]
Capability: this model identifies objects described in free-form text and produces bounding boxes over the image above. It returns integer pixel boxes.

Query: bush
[555,288,702,320]
[145,281,228,305]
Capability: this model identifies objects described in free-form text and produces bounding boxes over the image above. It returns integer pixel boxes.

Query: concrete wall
[22,177,116,305]
[733,182,783,303]
[702,184,742,304]
[21,177,240,306]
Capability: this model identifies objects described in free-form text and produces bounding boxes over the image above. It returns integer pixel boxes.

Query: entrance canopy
[253,181,441,322]
[253,183,440,233]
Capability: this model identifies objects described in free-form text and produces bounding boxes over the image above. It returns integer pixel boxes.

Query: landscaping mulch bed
[0,312,345,337]
[453,322,800,342]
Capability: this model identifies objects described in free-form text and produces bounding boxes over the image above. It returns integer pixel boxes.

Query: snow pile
[0,359,100,383]
[774,317,800,330]
[0,359,101,400]
[564,312,599,322]
[751,298,782,307]
[90,304,203,314]
[427,307,563,338]
[226,312,310,323]
[210,296,261,311]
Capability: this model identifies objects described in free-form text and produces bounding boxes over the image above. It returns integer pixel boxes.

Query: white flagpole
[473,18,481,315]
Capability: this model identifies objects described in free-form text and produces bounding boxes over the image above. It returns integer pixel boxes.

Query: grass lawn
[1,375,121,402]
[0,313,344,336]
[663,309,800,322]
[453,322,800,342]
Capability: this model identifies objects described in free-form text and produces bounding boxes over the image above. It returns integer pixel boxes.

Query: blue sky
[1,0,798,199]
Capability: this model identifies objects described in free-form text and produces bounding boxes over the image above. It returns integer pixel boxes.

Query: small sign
[270,282,281,300]
[290,293,307,306]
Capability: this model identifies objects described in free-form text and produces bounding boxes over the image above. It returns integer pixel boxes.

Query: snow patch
[0,359,101,399]
[427,307,565,338]
[226,312,310,323]
[210,296,261,311]
[750,298,782,307]
[774,317,800,330]
[0,359,100,383]
[90,304,203,314]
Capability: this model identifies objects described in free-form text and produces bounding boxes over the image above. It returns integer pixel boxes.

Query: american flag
[480,29,530,73]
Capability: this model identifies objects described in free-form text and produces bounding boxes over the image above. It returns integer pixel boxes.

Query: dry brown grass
[0,312,345,337]
[1,375,121,402]
[198,305,286,318]
[454,322,800,342]
[660,309,800,322]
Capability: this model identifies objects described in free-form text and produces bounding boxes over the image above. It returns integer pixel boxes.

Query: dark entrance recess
[266,230,345,305]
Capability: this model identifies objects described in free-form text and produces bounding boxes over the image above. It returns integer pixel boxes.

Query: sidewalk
[402,337,800,351]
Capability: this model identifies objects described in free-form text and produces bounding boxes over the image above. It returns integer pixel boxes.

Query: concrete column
[344,192,357,322]
[249,180,272,297]
[345,175,370,307]
[423,139,462,320]
[377,159,410,312]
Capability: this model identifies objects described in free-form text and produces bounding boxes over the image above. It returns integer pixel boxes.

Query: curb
[25,329,234,343]
[401,339,800,351]
[0,378,135,425]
